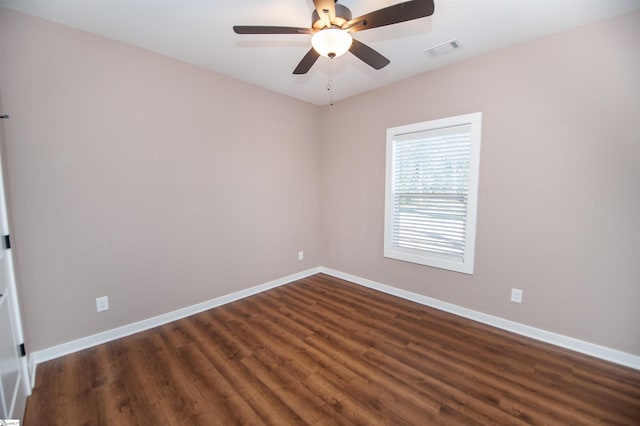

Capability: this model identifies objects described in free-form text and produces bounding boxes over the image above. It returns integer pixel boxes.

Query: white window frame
[384,112,482,274]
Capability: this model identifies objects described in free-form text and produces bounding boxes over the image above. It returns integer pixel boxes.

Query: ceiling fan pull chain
[328,57,334,106]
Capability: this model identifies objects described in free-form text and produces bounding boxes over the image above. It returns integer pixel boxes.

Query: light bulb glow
[311,29,352,58]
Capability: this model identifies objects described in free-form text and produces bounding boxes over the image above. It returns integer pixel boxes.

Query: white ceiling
[1,0,639,105]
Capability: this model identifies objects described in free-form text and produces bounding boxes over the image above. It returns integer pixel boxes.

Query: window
[384,112,482,274]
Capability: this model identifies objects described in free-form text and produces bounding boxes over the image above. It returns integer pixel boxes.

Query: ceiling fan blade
[313,0,336,28]
[233,26,313,35]
[293,48,321,74]
[346,0,434,32]
[349,39,390,70]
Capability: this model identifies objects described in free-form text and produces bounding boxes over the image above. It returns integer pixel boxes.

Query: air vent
[425,40,462,58]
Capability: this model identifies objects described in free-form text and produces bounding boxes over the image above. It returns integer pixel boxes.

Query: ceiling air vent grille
[425,40,462,58]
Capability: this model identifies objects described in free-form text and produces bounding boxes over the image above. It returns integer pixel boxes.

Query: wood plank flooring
[24,273,640,425]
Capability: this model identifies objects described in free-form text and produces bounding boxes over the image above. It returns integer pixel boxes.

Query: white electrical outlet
[510,289,523,304]
[298,251,304,261]
[96,296,109,312]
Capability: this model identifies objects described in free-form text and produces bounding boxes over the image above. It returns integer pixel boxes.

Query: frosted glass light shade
[311,29,352,58]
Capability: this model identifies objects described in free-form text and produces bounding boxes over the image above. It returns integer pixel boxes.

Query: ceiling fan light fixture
[311,29,352,58]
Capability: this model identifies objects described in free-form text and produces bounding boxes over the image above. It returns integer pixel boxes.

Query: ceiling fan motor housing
[311,3,352,29]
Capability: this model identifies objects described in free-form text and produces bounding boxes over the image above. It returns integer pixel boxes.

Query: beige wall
[1,8,639,357]
[0,10,321,351]
[319,12,640,355]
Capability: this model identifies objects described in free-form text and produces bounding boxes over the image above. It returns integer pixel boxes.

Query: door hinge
[3,234,10,249]
[19,343,26,357]
[0,115,9,119]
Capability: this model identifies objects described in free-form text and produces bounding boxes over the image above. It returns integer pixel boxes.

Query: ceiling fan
[233,0,435,74]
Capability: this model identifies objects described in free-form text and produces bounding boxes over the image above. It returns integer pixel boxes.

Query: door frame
[0,111,31,420]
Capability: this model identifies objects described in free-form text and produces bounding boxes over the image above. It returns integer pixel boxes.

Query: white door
[0,112,30,421]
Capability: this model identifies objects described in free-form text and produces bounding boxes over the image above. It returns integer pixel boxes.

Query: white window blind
[385,113,481,274]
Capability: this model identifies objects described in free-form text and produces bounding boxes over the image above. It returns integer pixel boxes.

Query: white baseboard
[319,267,640,371]
[28,267,321,387]
[28,265,639,389]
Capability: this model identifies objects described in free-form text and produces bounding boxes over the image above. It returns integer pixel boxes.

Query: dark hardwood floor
[24,274,640,425]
